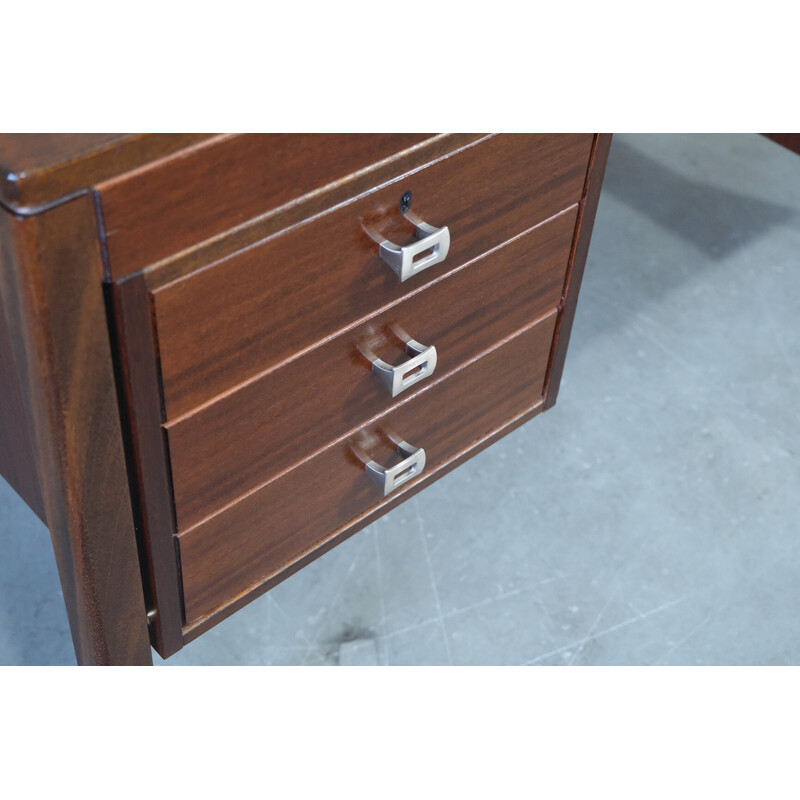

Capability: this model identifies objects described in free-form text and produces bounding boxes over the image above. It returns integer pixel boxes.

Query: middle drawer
[166,205,579,530]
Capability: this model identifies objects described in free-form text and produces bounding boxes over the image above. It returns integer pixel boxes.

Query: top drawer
[152,134,593,419]
[97,133,435,279]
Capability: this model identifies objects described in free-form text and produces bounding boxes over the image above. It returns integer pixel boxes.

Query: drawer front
[97,133,435,279]
[177,313,557,624]
[166,207,579,530]
[153,134,593,418]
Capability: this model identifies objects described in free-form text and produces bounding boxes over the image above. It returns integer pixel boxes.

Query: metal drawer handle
[365,337,438,397]
[378,214,450,282]
[365,440,426,497]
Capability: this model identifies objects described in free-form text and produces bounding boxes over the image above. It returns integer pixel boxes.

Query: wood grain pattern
[184,397,547,642]
[0,132,608,664]
[544,134,613,410]
[0,197,152,665]
[0,133,214,212]
[167,206,578,529]
[154,134,594,418]
[0,280,44,520]
[98,133,434,279]
[140,135,489,290]
[110,276,184,657]
[177,313,556,624]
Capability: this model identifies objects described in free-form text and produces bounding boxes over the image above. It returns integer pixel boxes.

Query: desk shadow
[602,137,798,259]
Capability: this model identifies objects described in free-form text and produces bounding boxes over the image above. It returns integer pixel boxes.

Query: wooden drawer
[177,312,557,625]
[97,133,435,279]
[152,134,593,418]
[166,206,579,530]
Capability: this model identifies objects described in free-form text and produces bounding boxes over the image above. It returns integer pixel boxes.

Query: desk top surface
[0,133,215,212]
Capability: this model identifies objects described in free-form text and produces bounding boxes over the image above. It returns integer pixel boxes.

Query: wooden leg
[0,196,152,665]
[544,133,613,410]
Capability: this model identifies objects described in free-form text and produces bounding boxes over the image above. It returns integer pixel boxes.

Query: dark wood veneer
[166,206,578,530]
[98,133,435,279]
[178,314,557,624]
[110,277,185,656]
[153,134,593,418]
[0,133,610,664]
[544,133,613,410]
[0,266,44,520]
[139,134,489,289]
[184,401,548,642]
[0,197,151,665]
[0,133,214,212]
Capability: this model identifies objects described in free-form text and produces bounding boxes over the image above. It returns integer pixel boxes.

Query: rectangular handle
[379,219,450,282]
[368,338,438,397]
[364,440,426,497]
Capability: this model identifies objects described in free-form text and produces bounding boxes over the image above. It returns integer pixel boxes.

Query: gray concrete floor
[1,133,799,666]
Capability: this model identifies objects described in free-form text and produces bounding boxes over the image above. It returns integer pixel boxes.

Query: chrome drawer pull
[366,337,438,397]
[378,214,450,282]
[365,440,426,497]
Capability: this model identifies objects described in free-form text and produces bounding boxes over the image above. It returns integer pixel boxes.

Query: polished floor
[2,133,799,666]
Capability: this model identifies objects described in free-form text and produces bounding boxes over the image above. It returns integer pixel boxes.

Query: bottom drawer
[178,310,558,625]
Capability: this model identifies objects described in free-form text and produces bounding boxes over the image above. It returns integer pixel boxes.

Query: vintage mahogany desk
[0,134,611,665]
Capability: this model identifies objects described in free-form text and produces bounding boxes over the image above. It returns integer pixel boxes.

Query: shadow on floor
[602,137,798,259]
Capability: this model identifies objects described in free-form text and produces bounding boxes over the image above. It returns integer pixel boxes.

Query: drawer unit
[166,206,579,529]
[0,133,611,664]
[110,132,607,656]
[151,133,593,417]
[178,314,557,627]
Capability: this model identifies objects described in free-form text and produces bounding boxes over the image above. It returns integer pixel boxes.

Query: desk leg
[545,133,613,410]
[0,196,152,666]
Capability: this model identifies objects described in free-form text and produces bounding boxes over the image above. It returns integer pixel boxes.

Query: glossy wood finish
[110,277,184,657]
[0,283,45,520]
[139,134,489,290]
[97,134,434,279]
[544,134,613,410]
[178,314,557,624]
[185,398,547,642]
[0,197,151,665]
[0,133,609,663]
[153,134,594,418]
[0,133,213,212]
[167,206,579,529]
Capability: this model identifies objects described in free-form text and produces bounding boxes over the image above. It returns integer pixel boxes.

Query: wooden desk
[0,134,610,664]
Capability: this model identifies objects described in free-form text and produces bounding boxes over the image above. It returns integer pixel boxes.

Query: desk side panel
[0,239,45,519]
[0,198,152,665]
